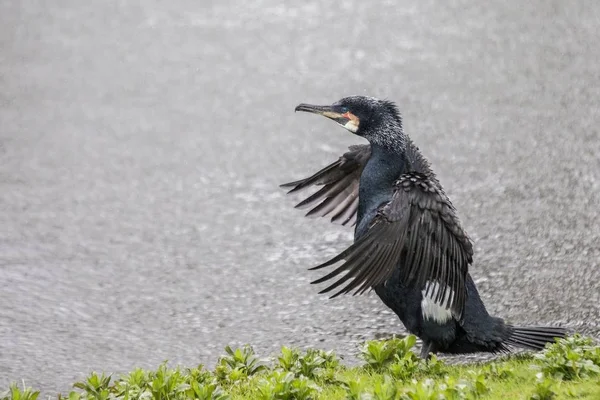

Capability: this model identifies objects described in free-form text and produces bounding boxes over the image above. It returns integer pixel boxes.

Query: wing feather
[311,171,473,318]
[281,145,371,226]
[281,146,473,319]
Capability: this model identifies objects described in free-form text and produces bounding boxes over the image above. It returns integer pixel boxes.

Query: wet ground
[1,0,599,395]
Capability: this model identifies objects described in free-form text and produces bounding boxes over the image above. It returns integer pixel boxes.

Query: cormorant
[282,96,566,358]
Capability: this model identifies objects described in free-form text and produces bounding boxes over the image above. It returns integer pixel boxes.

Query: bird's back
[354,138,434,240]
[404,137,434,176]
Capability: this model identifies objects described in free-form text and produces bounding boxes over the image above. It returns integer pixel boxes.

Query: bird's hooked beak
[295,103,360,133]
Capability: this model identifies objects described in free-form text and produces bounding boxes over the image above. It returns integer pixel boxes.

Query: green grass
[3,335,600,400]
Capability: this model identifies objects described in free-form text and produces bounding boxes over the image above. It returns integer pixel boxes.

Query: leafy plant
[297,350,326,380]
[72,372,112,400]
[467,371,490,398]
[122,368,148,388]
[148,362,189,399]
[256,371,318,400]
[481,362,514,380]
[372,375,399,400]
[534,335,600,380]
[109,367,150,399]
[75,363,227,400]
[1,383,40,400]
[215,345,267,383]
[277,347,301,372]
[184,380,230,400]
[343,375,399,400]
[276,347,339,380]
[3,335,600,400]
[388,352,421,381]
[422,355,446,378]
[185,364,214,386]
[401,373,489,400]
[360,335,418,371]
[342,376,370,400]
[386,344,445,381]
[401,379,438,400]
[529,373,556,400]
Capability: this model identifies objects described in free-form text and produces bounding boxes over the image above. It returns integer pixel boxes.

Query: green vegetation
[3,335,600,400]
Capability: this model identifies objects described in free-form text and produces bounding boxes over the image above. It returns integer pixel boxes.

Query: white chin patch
[343,120,359,133]
[421,281,454,323]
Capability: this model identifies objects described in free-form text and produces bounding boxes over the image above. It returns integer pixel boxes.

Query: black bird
[282,96,566,358]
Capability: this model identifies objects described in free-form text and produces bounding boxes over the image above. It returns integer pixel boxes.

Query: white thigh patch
[421,281,454,323]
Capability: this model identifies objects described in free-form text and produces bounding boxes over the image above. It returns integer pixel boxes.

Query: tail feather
[506,326,567,350]
[509,333,549,349]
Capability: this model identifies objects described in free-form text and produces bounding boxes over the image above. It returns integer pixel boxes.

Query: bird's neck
[355,143,407,238]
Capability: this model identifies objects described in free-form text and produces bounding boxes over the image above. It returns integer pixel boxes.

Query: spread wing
[280,144,371,226]
[311,171,473,319]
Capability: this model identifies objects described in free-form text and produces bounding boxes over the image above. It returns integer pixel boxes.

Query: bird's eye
[340,106,349,113]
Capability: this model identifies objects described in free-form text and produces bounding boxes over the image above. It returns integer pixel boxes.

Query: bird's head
[295,96,405,150]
